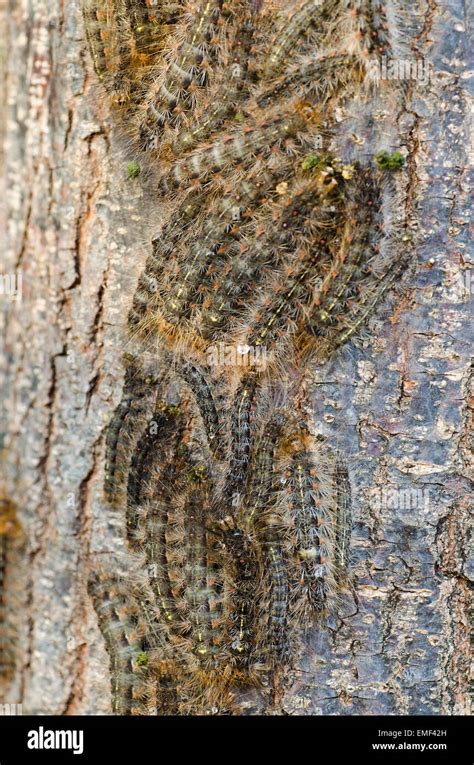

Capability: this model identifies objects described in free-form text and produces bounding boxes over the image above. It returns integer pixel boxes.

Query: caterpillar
[138,0,245,151]
[88,572,153,715]
[158,101,316,195]
[262,0,336,78]
[126,397,185,545]
[241,416,291,664]
[283,430,334,616]
[220,524,259,668]
[307,166,383,342]
[170,10,260,156]
[256,54,363,111]
[224,372,258,506]
[177,361,223,457]
[104,353,161,506]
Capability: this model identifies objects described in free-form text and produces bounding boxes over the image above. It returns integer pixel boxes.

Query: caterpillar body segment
[141,465,187,639]
[341,0,396,61]
[241,414,283,533]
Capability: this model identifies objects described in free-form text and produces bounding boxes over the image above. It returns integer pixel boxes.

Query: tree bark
[0,0,471,715]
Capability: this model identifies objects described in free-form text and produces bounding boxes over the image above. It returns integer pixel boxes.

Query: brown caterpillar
[158,100,316,195]
[224,371,258,505]
[177,361,223,457]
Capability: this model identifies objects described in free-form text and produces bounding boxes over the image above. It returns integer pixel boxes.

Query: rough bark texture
[0,0,472,715]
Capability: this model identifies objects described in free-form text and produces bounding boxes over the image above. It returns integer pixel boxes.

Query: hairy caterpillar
[83,0,412,713]
[281,429,335,616]
[138,0,248,151]
[88,572,152,715]
[171,10,260,155]
[306,166,384,353]
[224,371,258,504]
[104,353,161,505]
[177,361,223,457]
[262,0,336,78]
[126,396,185,544]
[158,101,317,195]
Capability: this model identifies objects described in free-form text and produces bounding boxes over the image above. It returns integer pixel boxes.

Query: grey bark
[0,0,472,715]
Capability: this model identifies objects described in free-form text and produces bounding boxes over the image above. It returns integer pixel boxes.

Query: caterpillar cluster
[84,0,411,714]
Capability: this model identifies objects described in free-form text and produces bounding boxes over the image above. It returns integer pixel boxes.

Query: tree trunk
[0,0,471,715]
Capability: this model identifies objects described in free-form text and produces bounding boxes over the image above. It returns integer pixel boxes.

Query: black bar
[0,714,471,763]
